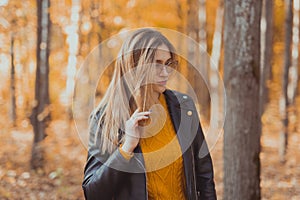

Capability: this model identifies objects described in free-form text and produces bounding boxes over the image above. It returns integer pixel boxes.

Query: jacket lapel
[163,89,195,148]
[163,89,198,200]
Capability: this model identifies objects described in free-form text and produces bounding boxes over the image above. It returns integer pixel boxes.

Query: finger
[133,115,149,124]
[132,108,140,115]
[135,111,152,117]
[130,110,150,121]
[130,109,140,121]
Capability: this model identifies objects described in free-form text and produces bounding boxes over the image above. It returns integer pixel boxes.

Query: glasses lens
[165,60,178,73]
[154,60,178,74]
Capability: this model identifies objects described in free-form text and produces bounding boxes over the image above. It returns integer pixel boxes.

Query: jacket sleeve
[82,112,131,200]
[191,102,217,200]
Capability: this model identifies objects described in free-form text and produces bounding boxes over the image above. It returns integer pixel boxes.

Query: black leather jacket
[82,89,217,200]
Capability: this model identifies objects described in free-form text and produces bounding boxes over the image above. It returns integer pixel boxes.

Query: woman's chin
[153,84,166,94]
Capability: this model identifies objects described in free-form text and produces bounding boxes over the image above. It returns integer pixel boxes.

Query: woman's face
[151,44,172,94]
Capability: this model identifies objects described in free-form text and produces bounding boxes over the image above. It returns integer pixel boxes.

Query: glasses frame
[154,59,178,74]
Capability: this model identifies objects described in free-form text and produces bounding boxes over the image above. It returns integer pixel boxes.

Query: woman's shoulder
[89,105,107,124]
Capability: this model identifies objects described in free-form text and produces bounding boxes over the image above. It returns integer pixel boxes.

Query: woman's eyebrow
[155,58,172,64]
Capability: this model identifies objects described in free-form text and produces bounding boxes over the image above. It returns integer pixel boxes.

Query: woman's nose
[160,66,169,76]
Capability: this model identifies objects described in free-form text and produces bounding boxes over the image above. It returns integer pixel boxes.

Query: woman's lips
[157,81,167,85]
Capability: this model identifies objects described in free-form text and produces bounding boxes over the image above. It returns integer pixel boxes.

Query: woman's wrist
[123,133,139,153]
[119,143,134,160]
[121,142,135,153]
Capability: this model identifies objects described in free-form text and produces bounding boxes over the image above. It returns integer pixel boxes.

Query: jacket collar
[163,89,191,108]
[163,89,195,151]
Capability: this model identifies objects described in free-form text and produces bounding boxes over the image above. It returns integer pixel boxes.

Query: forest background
[0,0,299,199]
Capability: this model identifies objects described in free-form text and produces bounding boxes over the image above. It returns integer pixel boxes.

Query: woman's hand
[122,109,151,153]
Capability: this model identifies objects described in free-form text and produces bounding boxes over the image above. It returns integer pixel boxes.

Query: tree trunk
[288,0,299,103]
[186,0,198,101]
[260,0,274,116]
[176,0,189,93]
[265,0,274,82]
[210,0,224,129]
[210,0,224,71]
[10,33,16,127]
[176,0,184,52]
[186,0,210,120]
[79,0,102,56]
[63,0,81,120]
[198,0,210,119]
[223,1,262,199]
[30,0,51,170]
[89,0,102,47]
[279,0,293,162]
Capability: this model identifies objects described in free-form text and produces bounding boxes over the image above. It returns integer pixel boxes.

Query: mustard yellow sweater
[139,94,187,200]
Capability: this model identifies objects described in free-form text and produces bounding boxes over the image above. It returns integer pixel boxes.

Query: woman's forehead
[154,44,171,61]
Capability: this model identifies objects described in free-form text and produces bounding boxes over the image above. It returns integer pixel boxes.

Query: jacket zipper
[190,147,198,200]
[134,156,149,200]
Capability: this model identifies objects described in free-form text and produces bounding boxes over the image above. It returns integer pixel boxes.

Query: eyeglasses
[154,60,178,74]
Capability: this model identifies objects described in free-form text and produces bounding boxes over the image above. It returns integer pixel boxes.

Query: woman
[82,28,217,200]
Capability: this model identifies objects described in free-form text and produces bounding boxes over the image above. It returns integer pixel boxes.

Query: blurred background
[0,0,299,199]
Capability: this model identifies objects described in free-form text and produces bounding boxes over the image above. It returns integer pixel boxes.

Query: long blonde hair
[91,28,177,154]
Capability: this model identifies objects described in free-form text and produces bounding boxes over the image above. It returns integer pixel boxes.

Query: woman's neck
[151,92,161,104]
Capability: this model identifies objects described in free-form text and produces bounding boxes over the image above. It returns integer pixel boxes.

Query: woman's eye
[166,62,172,67]
[166,62,175,68]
